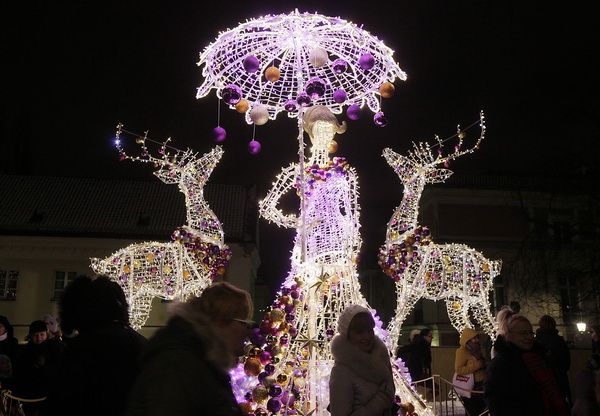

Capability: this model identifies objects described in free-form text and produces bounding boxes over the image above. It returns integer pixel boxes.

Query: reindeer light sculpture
[378,112,501,352]
[90,125,231,329]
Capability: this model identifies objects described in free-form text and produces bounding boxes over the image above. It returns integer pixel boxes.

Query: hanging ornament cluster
[295,157,351,195]
[196,10,406,152]
[171,226,232,278]
[378,225,432,281]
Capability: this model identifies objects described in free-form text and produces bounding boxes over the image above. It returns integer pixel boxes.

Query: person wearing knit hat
[329,305,395,415]
[454,328,486,416]
[28,320,49,344]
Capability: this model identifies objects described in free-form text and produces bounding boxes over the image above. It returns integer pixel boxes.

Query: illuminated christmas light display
[229,106,430,416]
[90,125,231,329]
[196,10,406,151]
[378,112,502,353]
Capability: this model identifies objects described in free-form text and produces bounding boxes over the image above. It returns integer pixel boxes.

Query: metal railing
[410,375,488,416]
[1,390,46,416]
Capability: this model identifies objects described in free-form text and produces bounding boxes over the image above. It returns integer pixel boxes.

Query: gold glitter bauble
[379,82,395,98]
[235,99,249,113]
[252,386,269,403]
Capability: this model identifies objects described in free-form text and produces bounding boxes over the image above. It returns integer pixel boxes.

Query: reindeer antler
[114,123,199,184]
[404,111,486,168]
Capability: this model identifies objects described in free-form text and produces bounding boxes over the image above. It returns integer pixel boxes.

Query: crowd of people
[0,276,253,416]
[3,279,600,416]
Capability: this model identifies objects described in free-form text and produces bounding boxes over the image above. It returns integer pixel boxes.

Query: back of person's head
[538,315,556,330]
[187,282,252,324]
[60,275,130,334]
[0,315,14,338]
[496,306,530,335]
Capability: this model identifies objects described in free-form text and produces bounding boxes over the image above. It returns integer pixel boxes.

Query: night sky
[3,1,599,293]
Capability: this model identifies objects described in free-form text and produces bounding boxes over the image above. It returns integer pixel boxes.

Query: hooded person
[329,304,395,416]
[454,328,486,416]
[0,316,18,362]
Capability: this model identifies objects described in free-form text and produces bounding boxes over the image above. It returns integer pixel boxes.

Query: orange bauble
[328,140,338,154]
[235,99,249,113]
[265,66,281,82]
[379,82,395,98]
[244,357,262,376]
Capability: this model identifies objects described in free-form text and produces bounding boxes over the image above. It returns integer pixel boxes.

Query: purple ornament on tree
[284,99,298,112]
[305,77,326,99]
[347,105,362,120]
[332,58,348,74]
[359,53,375,70]
[210,126,226,142]
[333,89,347,103]
[248,139,262,154]
[296,92,312,107]
[374,112,388,127]
[267,398,282,413]
[221,84,242,105]
[242,55,260,73]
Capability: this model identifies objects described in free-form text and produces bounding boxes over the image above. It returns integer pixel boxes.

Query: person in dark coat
[47,275,148,416]
[126,281,253,416]
[12,320,63,415]
[0,315,19,362]
[535,314,572,406]
[404,328,433,382]
[484,307,569,416]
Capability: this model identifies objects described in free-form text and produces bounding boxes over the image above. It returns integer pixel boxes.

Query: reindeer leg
[445,295,473,334]
[471,298,498,339]
[128,293,154,330]
[388,287,423,354]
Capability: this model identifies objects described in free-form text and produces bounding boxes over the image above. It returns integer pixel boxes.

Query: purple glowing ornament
[221,84,242,105]
[242,55,260,73]
[248,139,262,154]
[305,77,326,99]
[347,105,362,120]
[296,92,312,107]
[284,99,298,112]
[359,53,375,70]
[332,58,348,74]
[333,89,347,103]
[267,398,282,413]
[210,126,226,142]
[373,112,388,127]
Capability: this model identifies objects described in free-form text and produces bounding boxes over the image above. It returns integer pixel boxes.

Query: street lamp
[576,322,587,333]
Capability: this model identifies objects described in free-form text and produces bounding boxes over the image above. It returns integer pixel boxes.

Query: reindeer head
[114,124,223,185]
[383,111,486,185]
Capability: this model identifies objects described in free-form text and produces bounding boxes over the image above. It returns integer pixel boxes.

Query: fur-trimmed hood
[141,301,236,373]
[330,334,394,391]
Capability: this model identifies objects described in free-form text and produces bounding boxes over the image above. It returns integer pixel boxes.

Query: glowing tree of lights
[90,125,232,329]
[378,112,502,354]
[228,106,430,416]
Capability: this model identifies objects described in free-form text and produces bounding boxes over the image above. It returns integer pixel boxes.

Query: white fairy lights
[196,10,406,124]
[378,113,501,351]
[90,126,231,329]
[231,107,432,416]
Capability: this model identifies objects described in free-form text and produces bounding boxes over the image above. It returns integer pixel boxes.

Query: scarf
[522,352,569,416]
[0,333,7,342]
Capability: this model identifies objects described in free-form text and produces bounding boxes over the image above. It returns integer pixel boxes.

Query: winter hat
[459,327,479,347]
[337,305,370,337]
[29,320,48,334]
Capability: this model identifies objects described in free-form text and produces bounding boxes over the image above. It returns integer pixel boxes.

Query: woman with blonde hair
[484,306,569,415]
[127,282,253,416]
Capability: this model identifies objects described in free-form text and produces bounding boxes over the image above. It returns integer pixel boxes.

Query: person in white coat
[329,305,395,416]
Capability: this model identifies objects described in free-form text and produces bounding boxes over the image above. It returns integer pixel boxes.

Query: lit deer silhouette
[378,112,501,351]
[90,125,231,329]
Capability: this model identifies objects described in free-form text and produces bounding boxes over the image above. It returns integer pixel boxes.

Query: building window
[53,271,78,300]
[0,270,19,300]
[559,275,580,324]
[491,275,505,312]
